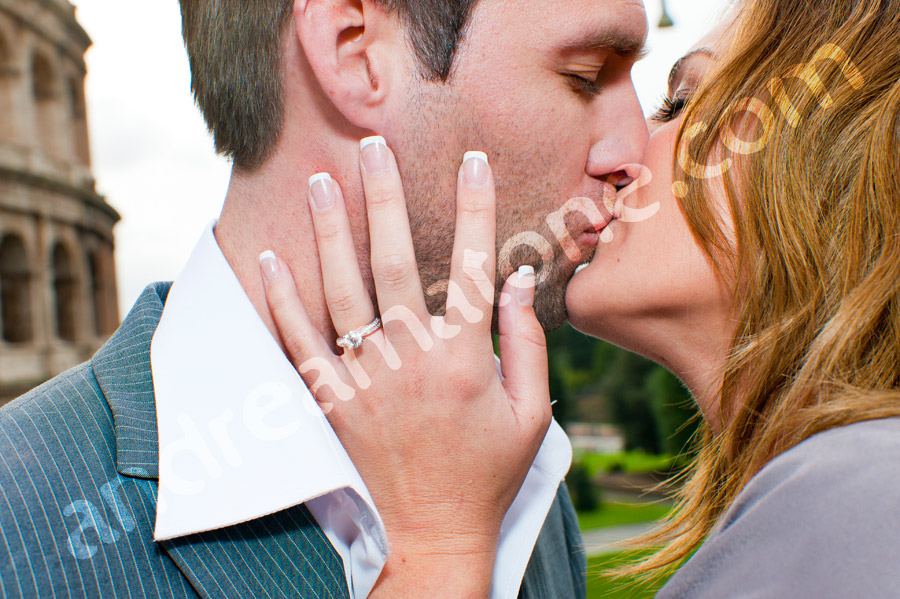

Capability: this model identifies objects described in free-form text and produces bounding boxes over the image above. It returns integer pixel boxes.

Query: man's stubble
[392,86,592,333]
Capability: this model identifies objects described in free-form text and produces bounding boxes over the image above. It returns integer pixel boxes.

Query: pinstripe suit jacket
[0,282,586,599]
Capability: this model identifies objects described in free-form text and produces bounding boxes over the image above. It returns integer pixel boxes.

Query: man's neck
[214,153,361,350]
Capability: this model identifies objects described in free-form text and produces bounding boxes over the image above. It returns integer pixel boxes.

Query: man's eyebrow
[667,47,715,93]
[561,30,649,60]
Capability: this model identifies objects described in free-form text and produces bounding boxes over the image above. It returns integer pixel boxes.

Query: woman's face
[565,27,734,374]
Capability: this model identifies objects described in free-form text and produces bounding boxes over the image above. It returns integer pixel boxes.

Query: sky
[68,0,728,318]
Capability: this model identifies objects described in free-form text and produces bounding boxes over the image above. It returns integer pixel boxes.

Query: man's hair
[179,0,479,171]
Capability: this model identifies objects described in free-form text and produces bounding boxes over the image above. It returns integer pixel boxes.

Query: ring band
[336,317,382,350]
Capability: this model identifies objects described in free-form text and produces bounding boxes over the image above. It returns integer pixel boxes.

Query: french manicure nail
[462,151,489,188]
[259,250,280,282]
[516,265,535,306]
[360,136,389,175]
[309,173,335,211]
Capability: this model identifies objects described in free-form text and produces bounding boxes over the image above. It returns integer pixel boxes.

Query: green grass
[578,451,677,477]
[586,551,665,599]
[577,501,671,532]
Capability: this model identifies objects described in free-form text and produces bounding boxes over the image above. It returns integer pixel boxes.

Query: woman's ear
[294,0,407,129]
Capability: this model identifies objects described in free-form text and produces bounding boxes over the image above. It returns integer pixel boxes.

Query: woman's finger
[308,173,377,343]
[259,251,356,413]
[447,151,497,332]
[496,266,551,422]
[359,136,429,322]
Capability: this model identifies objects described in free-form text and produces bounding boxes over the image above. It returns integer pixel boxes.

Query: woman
[259,0,900,595]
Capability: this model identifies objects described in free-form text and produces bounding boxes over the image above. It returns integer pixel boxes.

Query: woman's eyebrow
[667,47,715,93]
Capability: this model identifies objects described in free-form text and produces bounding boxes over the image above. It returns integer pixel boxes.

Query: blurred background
[0,0,727,595]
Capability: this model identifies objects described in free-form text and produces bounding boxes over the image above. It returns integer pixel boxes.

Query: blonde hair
[618,0,900,581]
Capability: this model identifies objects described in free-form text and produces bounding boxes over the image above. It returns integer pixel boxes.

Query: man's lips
[566,178,630,267]
[577,212,616,243]
[580,202,623,249]
[576,230,599,247]
[546,194,616,260]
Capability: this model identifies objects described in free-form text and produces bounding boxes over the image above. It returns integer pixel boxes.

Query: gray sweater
[657,417,900,598]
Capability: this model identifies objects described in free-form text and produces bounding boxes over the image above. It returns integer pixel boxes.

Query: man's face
[391,0,650,331]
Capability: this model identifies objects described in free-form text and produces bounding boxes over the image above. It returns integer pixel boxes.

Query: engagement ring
[336,317,383,350]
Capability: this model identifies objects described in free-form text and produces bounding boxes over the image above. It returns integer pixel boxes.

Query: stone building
[0,0,119,405]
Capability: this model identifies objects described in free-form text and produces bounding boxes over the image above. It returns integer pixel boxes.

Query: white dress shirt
[150,222,573,598]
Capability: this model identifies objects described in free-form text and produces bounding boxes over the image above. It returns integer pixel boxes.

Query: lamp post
[659,0,675,28]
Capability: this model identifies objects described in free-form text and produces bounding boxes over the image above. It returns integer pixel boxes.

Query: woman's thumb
[497,266,551,417]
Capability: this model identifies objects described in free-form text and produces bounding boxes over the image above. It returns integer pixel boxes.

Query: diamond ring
[336,317,383,350]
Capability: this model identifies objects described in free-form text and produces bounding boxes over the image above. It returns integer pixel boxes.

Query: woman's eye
[650,93,690,124]
[565,73,601,96]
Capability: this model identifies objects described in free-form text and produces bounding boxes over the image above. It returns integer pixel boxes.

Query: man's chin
[488,244,595,333]
[532,263,581,332]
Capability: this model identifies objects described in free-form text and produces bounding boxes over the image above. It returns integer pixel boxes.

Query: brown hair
[178,0,479,171]
[618,0,900,582]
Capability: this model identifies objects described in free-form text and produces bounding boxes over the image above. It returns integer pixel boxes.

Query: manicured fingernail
[309,173,335,211]
[360,136,389,175]
[462,151,489,188]
[516,265,535,306]
[259,250,280,282]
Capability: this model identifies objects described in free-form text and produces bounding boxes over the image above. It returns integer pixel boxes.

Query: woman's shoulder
[735,416,900,513]
[719,416,900,533]
[759,415,900,472]
[657,417,900,599]
[774,414,900,461]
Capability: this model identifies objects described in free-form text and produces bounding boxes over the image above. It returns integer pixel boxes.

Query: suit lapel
[92,282,349,599]
[160,504,348,599]
[93,281,171,480]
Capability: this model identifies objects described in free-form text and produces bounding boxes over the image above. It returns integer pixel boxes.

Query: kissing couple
[2,0,899,598]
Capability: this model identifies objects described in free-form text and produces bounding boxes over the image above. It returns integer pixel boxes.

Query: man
[0,0,648,597]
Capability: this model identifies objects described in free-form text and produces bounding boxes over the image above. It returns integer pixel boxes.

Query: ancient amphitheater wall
[0,0,119,400]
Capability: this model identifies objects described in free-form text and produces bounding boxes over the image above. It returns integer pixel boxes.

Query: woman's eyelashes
[650,92,690,124]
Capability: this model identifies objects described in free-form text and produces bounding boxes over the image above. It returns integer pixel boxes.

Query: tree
[646,367,700,457]
[544,326,701,457]
[566,461,601,512]
[601,350,662,454]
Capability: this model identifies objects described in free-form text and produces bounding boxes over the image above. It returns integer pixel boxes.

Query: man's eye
[650,92,691,124]
[565,73,601,96]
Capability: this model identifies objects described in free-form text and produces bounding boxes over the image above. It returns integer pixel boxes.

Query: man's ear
[294,0,407,129]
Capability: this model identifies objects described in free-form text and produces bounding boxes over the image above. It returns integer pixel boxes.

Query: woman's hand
[259,138,552,596]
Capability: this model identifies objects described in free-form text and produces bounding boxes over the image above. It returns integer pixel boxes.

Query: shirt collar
[150,221,387,541]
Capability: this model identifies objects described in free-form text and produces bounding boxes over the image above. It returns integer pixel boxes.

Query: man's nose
[585,81,650,178]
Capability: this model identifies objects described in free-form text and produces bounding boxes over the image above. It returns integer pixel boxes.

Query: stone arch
[32,52,58,156]
[51,243,78,342]
[67,76,83,118]
[32,52,55,101]
[88,244,118,336]
[0,28,13,140]
[87,248,106,336]
[68,75,90,164]
[0,235,34,343]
